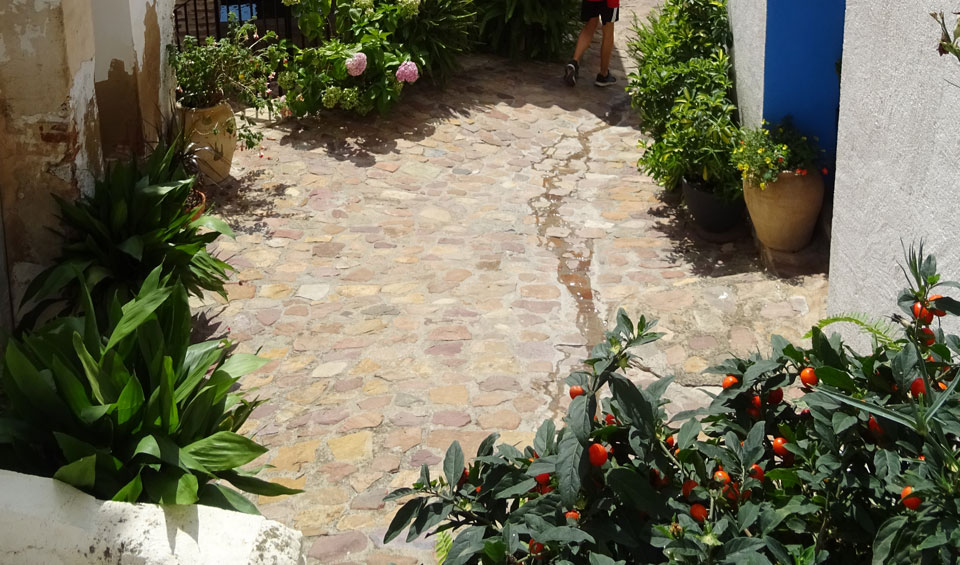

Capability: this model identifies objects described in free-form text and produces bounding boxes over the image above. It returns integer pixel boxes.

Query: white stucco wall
[828,1,960,345]
[727,0,766,128]
[0,470,304,564]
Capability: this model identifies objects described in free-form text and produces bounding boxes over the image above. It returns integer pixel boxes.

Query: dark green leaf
[443,441,465,490]
[384,498,425,544]
[183,431,267,471]
[53,455,97,489]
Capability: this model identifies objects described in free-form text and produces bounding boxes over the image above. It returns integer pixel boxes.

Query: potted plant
[167,18,286,182]
[733,119,826,251]
[639,88,744,232]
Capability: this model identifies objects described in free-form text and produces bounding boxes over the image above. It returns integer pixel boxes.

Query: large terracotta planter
[681,178,745,233]
[744,171,824,252]
[181,102,237,183]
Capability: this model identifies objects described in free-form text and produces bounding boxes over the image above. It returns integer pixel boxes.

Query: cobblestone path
[203,2,827,561]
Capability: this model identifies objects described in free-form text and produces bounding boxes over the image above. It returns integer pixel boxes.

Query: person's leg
[573,17,599,64]
[599,21,614,76]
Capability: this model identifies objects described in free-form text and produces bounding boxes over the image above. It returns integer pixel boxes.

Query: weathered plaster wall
[828,1,960,345]
[0,470,305,564]
[727,0,766,128]
[0,0,103,309]
[94,0,177,155]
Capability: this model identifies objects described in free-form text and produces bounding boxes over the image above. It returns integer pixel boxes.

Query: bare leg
[600,22,615,75]
[573,17,599,63]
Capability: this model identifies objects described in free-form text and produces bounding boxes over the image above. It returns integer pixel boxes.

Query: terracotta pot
[188,189,207,222]
[181,102,237,183]
[743,171,824,252]
[681,178,745,233]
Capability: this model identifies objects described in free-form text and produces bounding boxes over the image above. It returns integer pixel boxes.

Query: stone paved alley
[199,1,828,561]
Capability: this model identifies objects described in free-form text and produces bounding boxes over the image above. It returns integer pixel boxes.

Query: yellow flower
[239,73,245,79]
[765,157,771,164]
[757,148,764,154]
[743,164,749,170]
[760,182,766,189]
[763,130,769,136]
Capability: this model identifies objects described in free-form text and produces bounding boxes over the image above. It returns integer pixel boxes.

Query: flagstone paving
[199,1,827,562]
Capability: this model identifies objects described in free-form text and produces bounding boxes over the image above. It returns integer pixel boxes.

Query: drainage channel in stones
[527,123,610,418]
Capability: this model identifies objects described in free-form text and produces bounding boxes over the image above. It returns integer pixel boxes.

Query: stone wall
[0,470,304,564]
[827,1,960,345]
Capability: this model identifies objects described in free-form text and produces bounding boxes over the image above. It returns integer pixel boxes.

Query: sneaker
[594,73,617,87]
[563,60,579,87]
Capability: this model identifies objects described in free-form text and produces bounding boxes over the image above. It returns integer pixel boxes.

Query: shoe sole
[564,64,577,87]
[594,80,616,87]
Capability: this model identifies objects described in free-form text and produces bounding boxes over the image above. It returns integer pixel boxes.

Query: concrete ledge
[0,470,304,565]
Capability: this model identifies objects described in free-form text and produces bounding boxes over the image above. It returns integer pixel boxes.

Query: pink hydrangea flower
[396,61,419,84]
[346,52,367,77]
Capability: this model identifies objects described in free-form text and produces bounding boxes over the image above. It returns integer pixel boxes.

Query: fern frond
[803,312,900,348]
[435,529,453,564]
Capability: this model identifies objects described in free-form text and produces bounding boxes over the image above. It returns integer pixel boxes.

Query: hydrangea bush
[279,0,472,116]
[386,244,960,564]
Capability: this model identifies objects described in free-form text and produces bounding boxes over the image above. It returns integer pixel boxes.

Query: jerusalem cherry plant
[386,244,960,564]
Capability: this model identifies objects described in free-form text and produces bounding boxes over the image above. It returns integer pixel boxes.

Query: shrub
[19,138,234,328]
[0,270,299,512]
[473,0,581,60]
[637,57,739,198]
[280,0,474,116]
[627,0,732,139]
[386,243,960,563]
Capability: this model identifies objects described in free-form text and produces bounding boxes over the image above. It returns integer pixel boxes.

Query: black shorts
[581,1,619,24]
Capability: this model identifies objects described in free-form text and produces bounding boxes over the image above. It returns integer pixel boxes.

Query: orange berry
[913,302,934,325]
[722,375,739,389]
[929,294,946,317]
[772,437,789,457]
[910,378,926,398]
[921,328,936,346]
[690,503,708,522]
[588,443,608,466]
[569,385,585,399]
[713,469,731,484]
[751,395,762,409]
[665,435,675,449]
[535,473,551,485]
[800,367,818,387]
[746,407,761,420]
[901,486,921,510]
[868,416,884,436]
[768,387,784,404]
[682,479,698,498]
[749,464,764,482]
[564,510,580,521]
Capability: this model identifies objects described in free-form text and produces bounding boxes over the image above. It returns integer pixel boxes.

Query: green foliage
[395,0,477,83]
[627,0,732,139]
[933,11,960,63]
[280,0,474,117]
[637,74,740,198]
[473,0,581,60]
[387,245,960,563]
[804,312,898,349]
[19,139,234,329]
[0,269,299,512]
[167,17,288,148]
[733,119,825,188]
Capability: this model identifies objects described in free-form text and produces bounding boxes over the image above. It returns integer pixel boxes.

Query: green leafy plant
[933,11,960,63]
[386,243,960,563]
[473,0,581,60]
[627,0,732,138]
[0,270,300,512]
[638,70,740,199]
[167,17,288,148]
[394,0,476,83]
[19,139,234,328]
[733,119,825,188]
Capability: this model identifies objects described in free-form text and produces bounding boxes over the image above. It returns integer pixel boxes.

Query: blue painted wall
[762,0,846,171]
